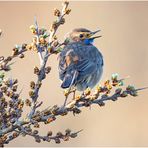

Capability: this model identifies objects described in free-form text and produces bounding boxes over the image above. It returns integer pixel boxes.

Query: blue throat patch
[84,38,94,45]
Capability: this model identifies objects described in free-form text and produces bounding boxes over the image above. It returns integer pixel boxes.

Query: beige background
[0,1,148,147]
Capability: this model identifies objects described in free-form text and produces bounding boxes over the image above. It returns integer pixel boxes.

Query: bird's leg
[63,87,75,107]
[81,86,89,96]
[72,88,76,100]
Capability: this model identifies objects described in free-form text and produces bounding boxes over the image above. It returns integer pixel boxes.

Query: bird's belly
[76,66,103,91]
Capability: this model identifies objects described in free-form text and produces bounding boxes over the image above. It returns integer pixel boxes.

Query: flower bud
[30,81,35,89]
[33,130,38,135]
[65,9,71,15]
[65,129,71,135]
[29,91,35,97]
[54,9,61,17]
[55,138,61,144]
[60,18,65,25]
[70,133,77,138]
[120,91,128,97]
[45,66,51,74]
[34,66,40,75]
[84,87,91,96]
[19,54,24,58]
[115,88,122,94]
[56,132,63,137]
[62,135,69,141]
[47,131,52,136]
[34,123,39,128]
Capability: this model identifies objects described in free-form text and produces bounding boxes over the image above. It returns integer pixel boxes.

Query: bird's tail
[61,71,78,89]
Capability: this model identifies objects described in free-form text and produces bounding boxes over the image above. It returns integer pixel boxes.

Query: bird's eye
[79,34,84,38]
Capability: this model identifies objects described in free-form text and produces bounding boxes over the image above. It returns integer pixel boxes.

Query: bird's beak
[89,29,102,39]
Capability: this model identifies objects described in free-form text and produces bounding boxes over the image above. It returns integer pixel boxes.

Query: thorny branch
[0,1,147,147]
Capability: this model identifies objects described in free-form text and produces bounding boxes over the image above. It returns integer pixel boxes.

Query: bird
[58,28,104,91]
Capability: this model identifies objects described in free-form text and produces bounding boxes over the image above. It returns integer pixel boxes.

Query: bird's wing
[58,47,78,81]
[59,58,97,89]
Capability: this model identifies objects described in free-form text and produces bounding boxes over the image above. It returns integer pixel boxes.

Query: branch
[0,45,27,71]
[30,75,148,124]
[27,1,71,119]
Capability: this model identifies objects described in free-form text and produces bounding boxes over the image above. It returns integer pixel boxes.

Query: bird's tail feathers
[61,71,78,89]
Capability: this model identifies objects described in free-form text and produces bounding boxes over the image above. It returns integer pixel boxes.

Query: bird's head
[65,28,101,45]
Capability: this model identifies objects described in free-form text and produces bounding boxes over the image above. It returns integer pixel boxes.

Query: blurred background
[0,1,148,147]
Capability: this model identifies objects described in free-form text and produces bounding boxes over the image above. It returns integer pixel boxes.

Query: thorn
[8,61,16,66]
[136,87,148,91]
[120,75,130,81]
[76,129,83,134]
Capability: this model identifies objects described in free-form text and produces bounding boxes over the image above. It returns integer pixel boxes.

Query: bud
[47,131,52,136]
[70,133,77,138]
[73,107,81,114]
[30,81,35,89]
[46,117,54,123]
[130,91,138,97]
[12,132,19,138]
[118,80,124,86]
[75,95,81,101]
[52,40,59,47]
[120,91,128,97]
[96,85,103,93]
[33,130,38,135]
[48,46,53,53]
[98,101,105,107]
[39,36,46,44]
[26,44,32,50]
[60,18,65,25]
[34,66,40,75]
[126,85,135,91]
[29,91,35,97]
[54,9,61,17]
[12,48,18,56]
[56,132,63,137]
[32,37,37,44]
[34,123,40,128]
[35,137,41,143]
[29,25,37,34]
[115,88,122,94]
[111,73,119,81]
[65,9,71,15]
[19,54,24,58]
[64,89,69,97]
[63,135,69,141]
[39,27,46,35]
[65,129,71,135]
[84,87,91,96]
[45,66,51,74]
[55,138,61,144]
[36,81,42,89]
[62,1,69,6]
[12,85,17,92]
[22,43,27,49]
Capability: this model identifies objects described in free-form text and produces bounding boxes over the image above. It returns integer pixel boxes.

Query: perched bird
[58,28,104,91]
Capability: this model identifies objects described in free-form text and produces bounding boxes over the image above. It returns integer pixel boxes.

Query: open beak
[89,29,102,39]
